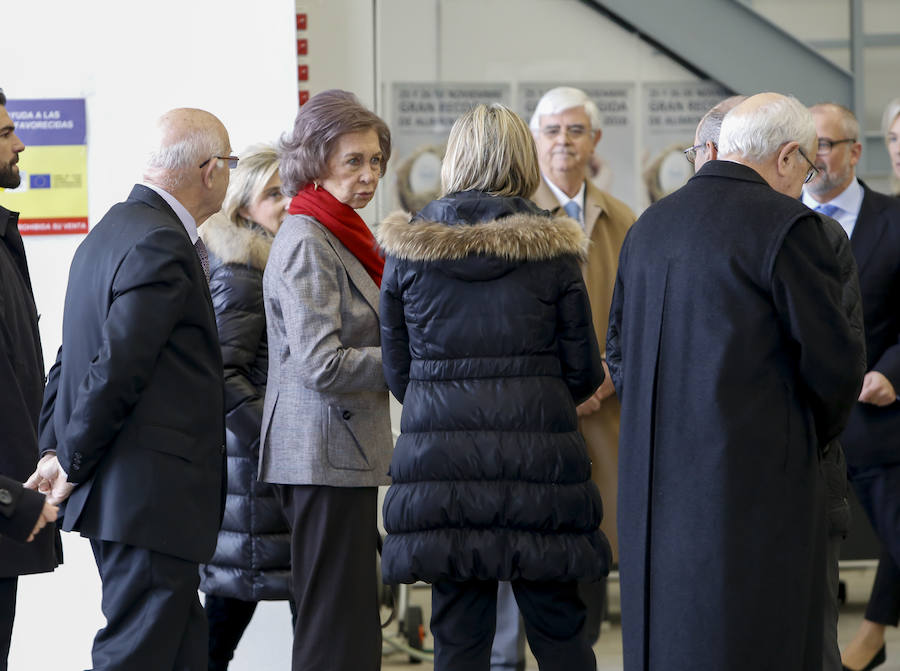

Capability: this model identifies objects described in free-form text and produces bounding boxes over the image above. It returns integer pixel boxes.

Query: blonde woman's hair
[883,98,900,195]
[441,103,540,198]
[222,143,280,229]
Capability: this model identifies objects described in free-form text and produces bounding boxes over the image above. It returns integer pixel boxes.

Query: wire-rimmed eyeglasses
[816,137,856,156]
[683,143,714,165]
[797,146,819,184]
[199,155,239,170]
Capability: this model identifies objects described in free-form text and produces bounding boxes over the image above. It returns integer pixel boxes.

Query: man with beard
[803,102,900,671]
[0,88,60,671]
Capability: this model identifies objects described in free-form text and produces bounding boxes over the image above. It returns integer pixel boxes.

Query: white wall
[8,1,316,668]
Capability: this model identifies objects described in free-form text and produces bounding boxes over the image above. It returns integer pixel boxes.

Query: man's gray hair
[696,95,747,146]
[529,86,601,131]
[718,95,816,162]
[146,127,224,176]
[810,102,860,141]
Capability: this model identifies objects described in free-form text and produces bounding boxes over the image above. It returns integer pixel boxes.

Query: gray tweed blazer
[259,214,392,487]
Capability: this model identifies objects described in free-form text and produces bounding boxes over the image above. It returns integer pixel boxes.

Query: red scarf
[288,183,384,287]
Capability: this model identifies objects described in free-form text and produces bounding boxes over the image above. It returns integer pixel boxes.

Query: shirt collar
[543,174,586,213]
[141,182,198,244]
[802,177,864,218]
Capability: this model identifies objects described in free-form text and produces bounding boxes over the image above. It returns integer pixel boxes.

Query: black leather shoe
[842,644,886,671]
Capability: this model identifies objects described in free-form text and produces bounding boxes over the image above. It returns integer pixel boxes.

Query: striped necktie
[563,200,582,226]
[815,203,841,219]
[195,238,210,283]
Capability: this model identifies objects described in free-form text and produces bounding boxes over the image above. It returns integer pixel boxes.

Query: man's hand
[27,501,59,543]
[24,454,74,505]
[576,360,616,417]
[858,371,897,407]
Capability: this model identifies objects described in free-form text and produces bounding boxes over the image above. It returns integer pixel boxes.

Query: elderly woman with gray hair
[197,144,292,670]
[377,103,610,671]
[259,89,393,671]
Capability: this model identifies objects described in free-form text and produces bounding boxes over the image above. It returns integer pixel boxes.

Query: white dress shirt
[142,182,199,244]
[543,174,586,228]
[802,178,864,240]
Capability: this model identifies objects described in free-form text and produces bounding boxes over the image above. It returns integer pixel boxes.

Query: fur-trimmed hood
[376,192,588,263]
[200,212,273,271]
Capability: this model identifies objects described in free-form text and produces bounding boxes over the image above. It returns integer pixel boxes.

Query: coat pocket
[325,405,374,471]
[135,425,198,463]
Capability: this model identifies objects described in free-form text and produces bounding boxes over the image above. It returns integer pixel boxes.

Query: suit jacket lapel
[583,182,605,241]
[851,186,886,274]
[532,179,559,212]
[533,178,601,238]
[321,227,381,314]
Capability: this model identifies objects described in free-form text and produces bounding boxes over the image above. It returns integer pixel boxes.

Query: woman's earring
[313,181,318,190]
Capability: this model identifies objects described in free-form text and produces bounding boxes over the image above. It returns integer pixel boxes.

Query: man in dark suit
[803,102,900,671]
[26,108,231,671]
[0,87,61,671]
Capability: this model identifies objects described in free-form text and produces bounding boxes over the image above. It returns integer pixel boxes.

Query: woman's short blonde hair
[441,103,540,198]
[884,98,900,194]
[882,98,900,142]
[222,144,280,229]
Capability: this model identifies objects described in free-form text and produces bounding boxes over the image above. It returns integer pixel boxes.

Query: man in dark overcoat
[0,87,60,671]
[607,92,866,671]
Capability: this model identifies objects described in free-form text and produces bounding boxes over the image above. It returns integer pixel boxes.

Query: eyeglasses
[797,146,819,184]
[540,125,589,140]
[816,137,856,155]
[683,143,714,165]
[199,155,239,170]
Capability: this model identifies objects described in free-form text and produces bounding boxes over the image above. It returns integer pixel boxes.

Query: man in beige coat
[531,86,635,642]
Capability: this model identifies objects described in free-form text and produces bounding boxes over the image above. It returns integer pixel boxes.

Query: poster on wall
[388,82,511,215]
[1,98,88,235]
[640,81,731,209]
[518,83,637,213]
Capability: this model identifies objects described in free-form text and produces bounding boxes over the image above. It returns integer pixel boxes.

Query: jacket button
[0,489,11,505]
[342,410,352,420]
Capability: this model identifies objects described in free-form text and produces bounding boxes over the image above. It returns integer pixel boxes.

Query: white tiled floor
[382,565,900,671]
[10,533,900,670]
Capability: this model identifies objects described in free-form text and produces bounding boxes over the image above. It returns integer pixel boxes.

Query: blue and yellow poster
[2,98,88,235]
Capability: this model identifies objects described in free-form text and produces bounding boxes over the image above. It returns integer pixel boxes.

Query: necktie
[563,200,582,226]
[195,238,210,283]
[815,203,841,219]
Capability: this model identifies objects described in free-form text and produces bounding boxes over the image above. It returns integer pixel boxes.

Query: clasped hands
[24,453,75,507]
[576,360,615,417]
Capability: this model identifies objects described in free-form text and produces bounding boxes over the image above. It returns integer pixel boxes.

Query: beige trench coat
[532,179,635,562]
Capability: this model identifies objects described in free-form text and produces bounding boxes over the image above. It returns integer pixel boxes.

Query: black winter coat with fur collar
[376,190,611,584]
[197,214,291,602]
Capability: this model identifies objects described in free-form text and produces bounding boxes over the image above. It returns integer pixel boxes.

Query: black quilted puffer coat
[198,214,291,601]
[376,190,611,584]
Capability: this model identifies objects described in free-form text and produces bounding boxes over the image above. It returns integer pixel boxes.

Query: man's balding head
[805,103,861,203]
[144,108,229,188]
[717,93,817,198]
[143,108,231,223]
[692,95,747,172]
